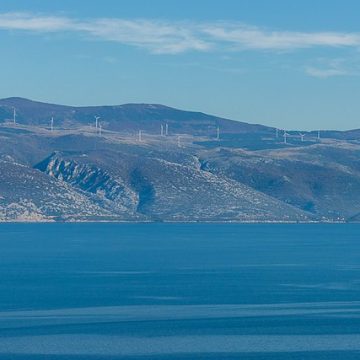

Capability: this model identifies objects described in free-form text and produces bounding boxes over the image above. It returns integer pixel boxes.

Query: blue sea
[0,223,360,359]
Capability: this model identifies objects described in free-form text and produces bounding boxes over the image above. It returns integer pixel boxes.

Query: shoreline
[0,220,350,224]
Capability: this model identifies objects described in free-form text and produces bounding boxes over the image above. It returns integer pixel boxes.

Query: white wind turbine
[50,117,54,132]
[160,124,164,136]
[94,116,100,131]
[138,130,143,142]
[283,130,290,144]
[216,126,220,140]
[299,132,305,142]
[13,108,16,125]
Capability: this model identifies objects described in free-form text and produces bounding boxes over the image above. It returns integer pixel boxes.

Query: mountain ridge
[1,97,360,222]
[0,97,272,135]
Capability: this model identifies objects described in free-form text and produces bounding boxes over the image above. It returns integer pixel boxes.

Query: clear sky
[1,0,360,130]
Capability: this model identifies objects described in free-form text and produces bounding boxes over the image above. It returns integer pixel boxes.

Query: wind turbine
[216,126,220,140]
[317,130,321,140]
[160,124,164,136]
[13,108,16,125]
[165,123,169,136]
[50,117,54,132]
[283,130,289,144]
[299,132,305,142]
[138,130,142,142]
[95,116,100,130]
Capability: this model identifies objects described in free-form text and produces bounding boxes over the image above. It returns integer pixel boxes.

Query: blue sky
[1,0,360,130]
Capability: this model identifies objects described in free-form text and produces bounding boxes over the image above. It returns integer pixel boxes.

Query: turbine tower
[165,123,169,136]
[99,123,102,136]
[283,131,289,144]
[317,130,321,140]
[160,124,164,136]
[299,132,305,142]
[13,108,16,125]
[50,117,54,132]
[95,116,100,130]
[216,126,220,140]
[177,135,181,147]
[138,130,142,142]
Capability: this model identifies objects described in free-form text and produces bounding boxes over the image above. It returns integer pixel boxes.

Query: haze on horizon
[1,0,360,131]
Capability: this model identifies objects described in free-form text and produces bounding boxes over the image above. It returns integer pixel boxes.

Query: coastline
[0,219,349,224]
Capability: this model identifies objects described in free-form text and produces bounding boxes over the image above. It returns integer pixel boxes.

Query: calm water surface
[0,223,360,359]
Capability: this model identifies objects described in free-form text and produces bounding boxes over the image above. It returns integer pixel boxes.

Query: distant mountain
[1,97,360,222]
[0,97,270,136]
